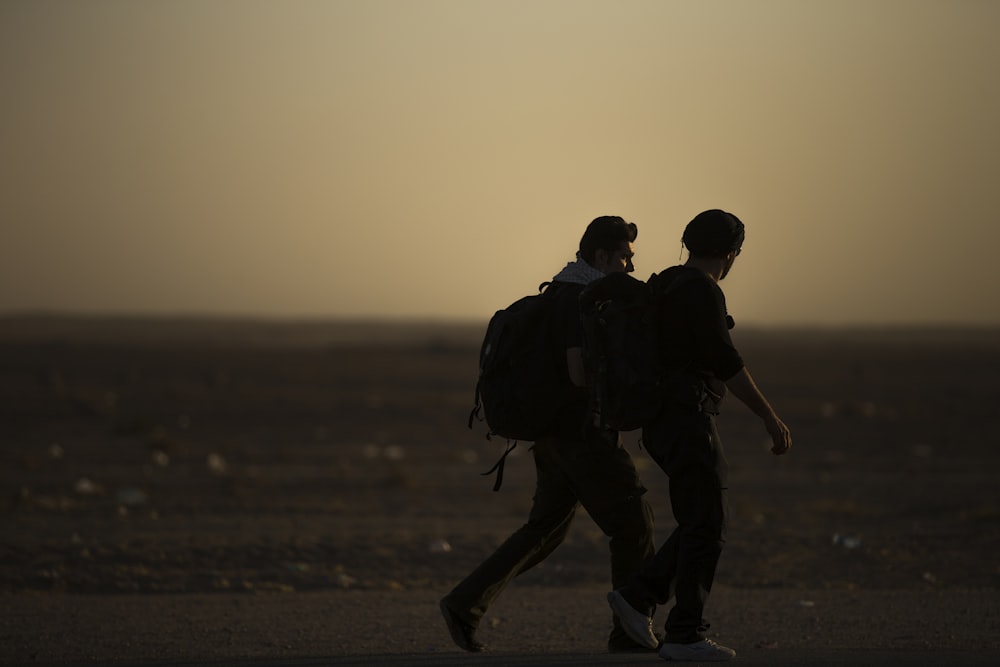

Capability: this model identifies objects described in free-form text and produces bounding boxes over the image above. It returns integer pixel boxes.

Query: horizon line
[2,309,999,331]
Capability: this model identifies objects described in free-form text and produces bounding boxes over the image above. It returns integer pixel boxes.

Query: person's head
[579,215,638,275]
[681,209,745,280]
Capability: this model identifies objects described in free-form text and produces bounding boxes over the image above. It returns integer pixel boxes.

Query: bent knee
[605,494,654,542]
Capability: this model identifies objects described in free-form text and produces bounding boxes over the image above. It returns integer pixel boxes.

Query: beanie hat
[681,209,745,257]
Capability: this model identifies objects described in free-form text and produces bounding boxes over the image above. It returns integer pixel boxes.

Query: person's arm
[725,367,792,456]
[566,347,586,388]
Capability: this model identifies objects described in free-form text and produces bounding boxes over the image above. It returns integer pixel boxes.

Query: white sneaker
[606,590,658,649]
[658,638,736,661]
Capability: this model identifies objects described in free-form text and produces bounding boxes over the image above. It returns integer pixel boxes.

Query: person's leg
[573,437,654,594]
[614,413,687,608]
[628,525,679,606]
[660,462,726,643]
[441,438,578,633]
[563,427,656,649]
[616,411,728,643]
[652,412,728,644]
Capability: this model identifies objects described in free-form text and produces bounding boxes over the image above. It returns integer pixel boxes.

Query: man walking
[441,216,657,653]
[607,209,792,662]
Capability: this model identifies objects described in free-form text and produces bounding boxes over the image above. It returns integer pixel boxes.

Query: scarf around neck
[551,253,606,285]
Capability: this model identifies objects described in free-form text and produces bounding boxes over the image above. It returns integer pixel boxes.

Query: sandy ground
[1,317,998,665]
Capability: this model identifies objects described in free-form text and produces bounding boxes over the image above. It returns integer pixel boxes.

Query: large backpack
[579,272,665,432]
[468,282,568,489]
[579,270,705,431]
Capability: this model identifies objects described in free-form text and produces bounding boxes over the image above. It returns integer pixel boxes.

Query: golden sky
[2,0,998,325]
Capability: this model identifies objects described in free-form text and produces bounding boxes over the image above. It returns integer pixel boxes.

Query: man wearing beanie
[442,216,657,653]
[606,209,793,662]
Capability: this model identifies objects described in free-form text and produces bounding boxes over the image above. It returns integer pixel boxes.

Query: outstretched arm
[725,367,792,455]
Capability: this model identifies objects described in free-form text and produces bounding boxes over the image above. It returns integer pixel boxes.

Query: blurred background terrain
[2,317,998,599]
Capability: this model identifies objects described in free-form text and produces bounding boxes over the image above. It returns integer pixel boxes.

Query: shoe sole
[659,643,736,661]
[439,600,486,652]
[606,591,658,649]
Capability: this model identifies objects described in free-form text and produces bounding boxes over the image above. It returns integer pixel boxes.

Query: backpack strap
[467,374,485,430]
[480,440,517,492]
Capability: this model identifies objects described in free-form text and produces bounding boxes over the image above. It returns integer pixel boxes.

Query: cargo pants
[622,406,730,644]
[442,426,655,646]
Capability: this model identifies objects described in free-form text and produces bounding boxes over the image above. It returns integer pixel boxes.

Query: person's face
[719,247,741,280]
[595,241,635,275]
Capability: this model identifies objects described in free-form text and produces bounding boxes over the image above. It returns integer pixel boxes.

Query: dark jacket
[651,266,744,411]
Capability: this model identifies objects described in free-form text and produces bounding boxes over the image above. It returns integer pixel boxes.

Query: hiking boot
[606,589,658,649]
[658,638,736,661]
[439,600,486,652]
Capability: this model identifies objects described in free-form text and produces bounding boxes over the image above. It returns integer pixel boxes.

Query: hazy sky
[2,0,998,326]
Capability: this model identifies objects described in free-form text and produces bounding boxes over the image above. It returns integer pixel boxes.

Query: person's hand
[765,415,791,456]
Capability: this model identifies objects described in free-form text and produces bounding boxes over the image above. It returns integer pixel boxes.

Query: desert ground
[1,316,998,665]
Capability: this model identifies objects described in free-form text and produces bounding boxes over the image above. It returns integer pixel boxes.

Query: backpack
[468,282,567,490]
[579,272,665,432]
[580,270,708,431]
